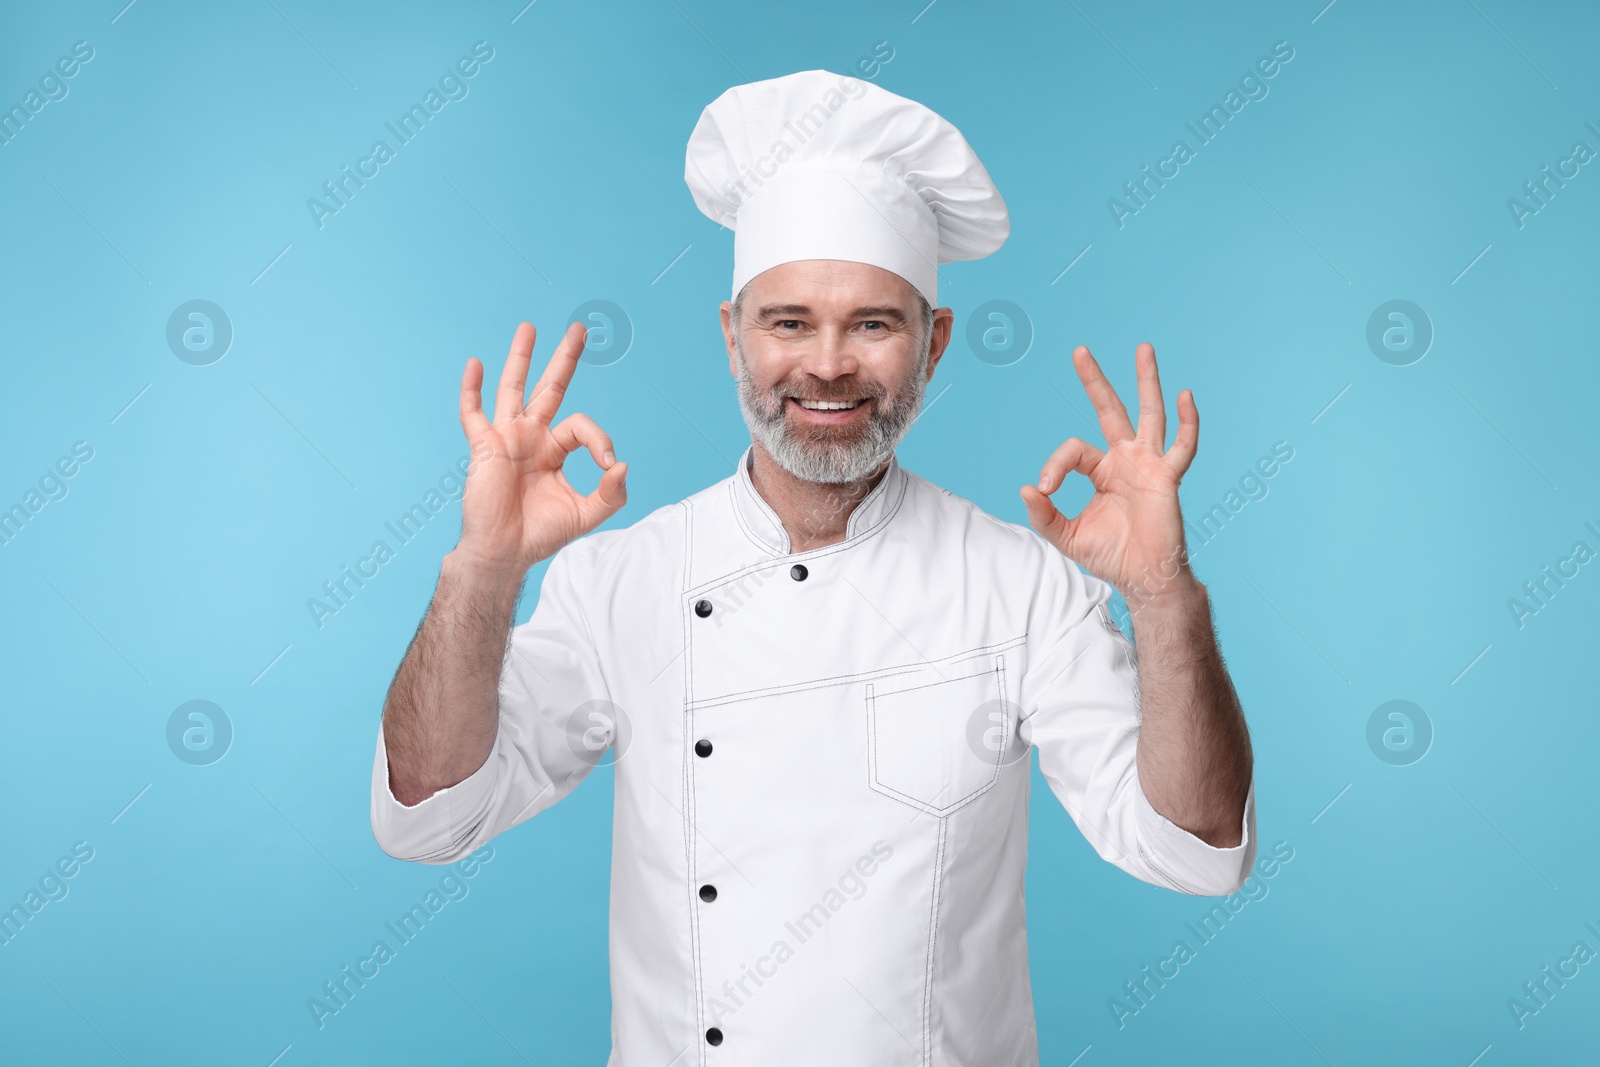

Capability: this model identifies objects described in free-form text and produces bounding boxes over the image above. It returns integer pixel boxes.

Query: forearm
[381,549,526,806]
[1127,578,1253,847]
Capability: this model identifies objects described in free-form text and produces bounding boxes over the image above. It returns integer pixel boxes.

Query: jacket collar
[731,443,906,557]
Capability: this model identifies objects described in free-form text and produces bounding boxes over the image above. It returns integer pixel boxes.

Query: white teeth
[796,398,862,411]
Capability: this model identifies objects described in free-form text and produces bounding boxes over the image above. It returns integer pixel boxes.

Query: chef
[371,69,1256,1066]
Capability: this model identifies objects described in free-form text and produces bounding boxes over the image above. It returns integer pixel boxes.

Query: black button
[694,599,713,618]
[790,563,808,581]
[699,883,717,902]
[706,1027,723,1046]
[695,739,713,758]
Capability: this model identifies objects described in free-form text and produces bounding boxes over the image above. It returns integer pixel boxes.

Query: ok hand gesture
[1020,343,1198,604]
[455,321,628,578]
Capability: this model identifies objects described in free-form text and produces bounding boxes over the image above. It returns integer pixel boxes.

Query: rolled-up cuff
[1134,778,1257,896]
[370,721,500,864]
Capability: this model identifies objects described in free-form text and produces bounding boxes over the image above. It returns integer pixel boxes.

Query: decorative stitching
[867,778,998,821]
[681,464,1013,1057]
[995,653,1010,774]
[872,662,999,701]
[689,635,1028,710]
[691,665,908,710]
[690,462,910,595]
[1138,838,1199,895]
[864,682,877,798]
[845,453,905,539]
[922,816,948,1066]
[732,447,794,556]
[866,656,1008,817]
[679,501,706,1065]
[728,476,787,559]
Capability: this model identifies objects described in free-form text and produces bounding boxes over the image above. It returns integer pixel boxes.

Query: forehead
[744,260,917,311]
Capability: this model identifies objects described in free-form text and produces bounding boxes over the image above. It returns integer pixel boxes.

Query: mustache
[771,379,885,402]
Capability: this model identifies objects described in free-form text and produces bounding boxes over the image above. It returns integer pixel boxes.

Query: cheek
[871,347,922,390]
[736,354,789,398]
[746,344,806,388]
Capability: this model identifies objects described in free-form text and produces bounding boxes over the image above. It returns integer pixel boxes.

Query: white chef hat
[684,69,1008,308]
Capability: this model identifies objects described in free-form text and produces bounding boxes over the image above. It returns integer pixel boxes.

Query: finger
[1036,436,1106,495]
[523,320,590,427]
[1164,388,1200,476]
[1019,483,1076,555]
[459,357,491,439]
[578,460,629,527]
[1072,346,1136,443]
[493,322,537,427]
[550,412,618,470]
[1134,342,1167,451]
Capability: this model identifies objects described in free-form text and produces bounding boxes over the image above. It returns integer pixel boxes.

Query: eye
[775,320,803,331]
[860,320,886,332]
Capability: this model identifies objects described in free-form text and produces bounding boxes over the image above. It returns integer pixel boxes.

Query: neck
[747,441,890,553]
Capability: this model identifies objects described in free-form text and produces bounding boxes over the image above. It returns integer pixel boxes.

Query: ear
[924,306,956,380]
[720,300,737,378]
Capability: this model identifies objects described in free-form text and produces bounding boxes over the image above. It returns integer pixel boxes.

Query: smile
[793,398,864,411]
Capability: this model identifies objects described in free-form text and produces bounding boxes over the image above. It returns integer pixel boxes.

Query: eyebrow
[753,304,909,326]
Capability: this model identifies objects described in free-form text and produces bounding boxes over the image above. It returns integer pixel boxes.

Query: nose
[797,326,859,383]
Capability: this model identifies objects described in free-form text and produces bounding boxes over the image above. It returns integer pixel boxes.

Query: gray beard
[734,333,931,484]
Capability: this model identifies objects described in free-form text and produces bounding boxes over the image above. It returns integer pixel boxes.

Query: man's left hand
[1020,342,1198,605]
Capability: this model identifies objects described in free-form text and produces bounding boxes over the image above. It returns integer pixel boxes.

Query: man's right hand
[454,320,628,578]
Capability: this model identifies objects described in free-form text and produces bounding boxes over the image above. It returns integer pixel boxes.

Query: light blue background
[3,0,1597,1063]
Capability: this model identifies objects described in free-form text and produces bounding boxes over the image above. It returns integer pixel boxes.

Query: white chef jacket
[371,443,1257,1066]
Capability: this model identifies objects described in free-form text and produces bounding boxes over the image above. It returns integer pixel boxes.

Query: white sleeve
[370,539,611,864]
[1019,546,1256,896]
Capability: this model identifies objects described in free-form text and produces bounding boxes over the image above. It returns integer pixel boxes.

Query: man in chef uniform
[371,69,1256,1065]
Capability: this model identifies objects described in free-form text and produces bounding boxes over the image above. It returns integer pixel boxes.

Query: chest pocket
[866,652,1012,817]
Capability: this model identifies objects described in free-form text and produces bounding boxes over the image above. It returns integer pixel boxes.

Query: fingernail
[603,450,615,466]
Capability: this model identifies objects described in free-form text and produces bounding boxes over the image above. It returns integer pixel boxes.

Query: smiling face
[721,259,953,484]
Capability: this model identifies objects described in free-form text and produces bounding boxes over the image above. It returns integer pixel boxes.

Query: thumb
[585,460,629,524]
[1020,484,1075,555]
